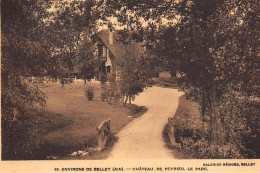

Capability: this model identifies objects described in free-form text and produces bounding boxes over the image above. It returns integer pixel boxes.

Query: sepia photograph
[1,0,259,172]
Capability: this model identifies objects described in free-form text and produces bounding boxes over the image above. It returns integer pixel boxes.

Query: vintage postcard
[1,0,259,172]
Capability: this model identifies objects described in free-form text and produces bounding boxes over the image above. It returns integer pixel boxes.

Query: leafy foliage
[1,0,102,159]
[1,0,53,159]
[2,0,49,121]
[159,1,259,158]
[115,43,155,105]
[100,73,122,103]
[46,0,100,75]
[2,0,259,159]
[104,0,259,158]
[85,85,94,101]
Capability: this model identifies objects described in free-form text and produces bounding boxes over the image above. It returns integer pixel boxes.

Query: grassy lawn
[34,81,146,159]
[173,95,203,132]
[1,109,73,160]
[164,95,203,159]
[152,77,178,88]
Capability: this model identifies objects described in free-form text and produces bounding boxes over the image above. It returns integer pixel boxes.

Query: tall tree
[210,1,260,158]
[47,0,101,76]
[1,0,52,159]
[115,43,155,105]
[1,0,51,121]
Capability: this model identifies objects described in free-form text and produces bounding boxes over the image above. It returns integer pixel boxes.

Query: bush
[180,137,243,159]
[100,84,108,102]
[85,86,94,101]
[60,78,73,87]
[217,91,260,158]
[173,93,259,159]
[100,83,121,103]
[100,73,107,84]
[179,90,259,159]
[100,73,122,104]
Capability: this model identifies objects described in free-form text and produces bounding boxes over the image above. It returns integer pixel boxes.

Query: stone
[97,118,112,151]
[47,156,58,160]
[78,150,84,155]
[70,152,78,157]
[82,152,88,156]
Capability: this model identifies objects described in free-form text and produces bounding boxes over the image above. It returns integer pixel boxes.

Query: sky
[46,0,179,32]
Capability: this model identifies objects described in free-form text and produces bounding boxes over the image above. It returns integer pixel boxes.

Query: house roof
[93,29,144,60]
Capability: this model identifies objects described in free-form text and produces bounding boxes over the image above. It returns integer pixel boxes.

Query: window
[97,45,107,61]
[107,66,111,73]
[102,46,107,57]
[98,45,103,57]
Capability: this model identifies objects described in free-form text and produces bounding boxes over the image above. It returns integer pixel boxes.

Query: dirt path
[108,86,183,159]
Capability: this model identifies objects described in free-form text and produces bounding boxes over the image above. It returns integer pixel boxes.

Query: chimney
[109,30,113,45]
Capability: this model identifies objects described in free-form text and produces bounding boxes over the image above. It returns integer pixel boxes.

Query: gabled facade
[67,29,119,81]
[92,29,114,79]
[92,29,147,80]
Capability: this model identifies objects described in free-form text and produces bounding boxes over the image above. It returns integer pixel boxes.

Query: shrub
[180,137,244,159]
[100,83,121,103]
[217,91,260,158]
[100,84,108,102]
[172,94,259,159]
[100,73,107,84]
[85,86,94,101]
[60,78,73,87]
[100,73,122,104]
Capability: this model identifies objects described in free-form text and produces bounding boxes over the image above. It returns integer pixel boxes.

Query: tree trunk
[207,88,226,145]
[201,91,206,122]
[122,94,125,106]
[206,90,218,144]
[129,93,132,104]
[124,94,128,106]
